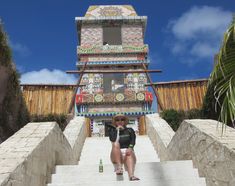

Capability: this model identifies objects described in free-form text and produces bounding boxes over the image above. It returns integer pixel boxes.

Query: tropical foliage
[160,109,202,131]
[0,20,30,142]
[208,17,235,128]
[30,114,68,131]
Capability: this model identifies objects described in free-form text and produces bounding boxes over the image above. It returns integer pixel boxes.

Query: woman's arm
[109,128,117,142]
[128,128,136,148]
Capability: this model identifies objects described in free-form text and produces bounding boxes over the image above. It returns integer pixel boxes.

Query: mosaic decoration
[80,72,147,97]
[124,91,136,101]
[136,92,145,101]
[81,74,103,94]
[82,94,94,103]
[138,73,146,82]
[94,94,103,102]
[103,93,115,102]
[115,93,125,102]
[77,111,154,117]
[76,60,149,66]
[125,73,147,92]
[84,5,137,18]
[76,91,153,104]
[99,7,123,17]
[80,54,146,62]
[78,45,148,54]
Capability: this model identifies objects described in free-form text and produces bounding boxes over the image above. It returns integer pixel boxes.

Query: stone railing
[146,113,235,186]
[145,113,175,159]
[63,117,87,162]
[0,116,86,186]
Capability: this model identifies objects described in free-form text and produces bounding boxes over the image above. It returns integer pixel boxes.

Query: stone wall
[0,116,87,186]
[146,113,235,186]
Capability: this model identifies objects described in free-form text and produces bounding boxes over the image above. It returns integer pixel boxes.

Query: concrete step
[48,178,206,186]
[78,136,159,165]
[50,161,199,183]
[55,160,194,174]
[48,136,206,186]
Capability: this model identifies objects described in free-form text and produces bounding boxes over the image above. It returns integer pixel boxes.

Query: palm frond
[208,21,235,128]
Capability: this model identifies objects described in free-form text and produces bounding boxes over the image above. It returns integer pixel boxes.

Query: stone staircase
[48,136,206,186]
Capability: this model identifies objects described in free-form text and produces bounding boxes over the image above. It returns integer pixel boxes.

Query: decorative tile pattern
[76,60,149,66]
[78,44,148,54]
[103,93,114,102]
[122,25,143,45]
[85,5,137,17]
[81,26,103,46]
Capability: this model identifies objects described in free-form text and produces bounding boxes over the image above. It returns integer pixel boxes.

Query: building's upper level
[75,5,147,50]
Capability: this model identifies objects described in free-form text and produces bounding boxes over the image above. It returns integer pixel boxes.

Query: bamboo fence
[155,79,208,112]
[21,84,76,115]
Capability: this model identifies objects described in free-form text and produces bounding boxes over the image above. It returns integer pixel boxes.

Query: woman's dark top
[108,127,136,149]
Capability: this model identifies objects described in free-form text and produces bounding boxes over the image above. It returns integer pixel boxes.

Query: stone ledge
[63,117,87,162]
[146,114,235,186]
[0,116,87,186]
[146,114,175,159]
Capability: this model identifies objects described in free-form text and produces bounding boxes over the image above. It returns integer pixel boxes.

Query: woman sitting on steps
[108,114,140,181]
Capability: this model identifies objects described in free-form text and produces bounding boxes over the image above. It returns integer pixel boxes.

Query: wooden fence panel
[21,85,76,115]
[156,79,208,112]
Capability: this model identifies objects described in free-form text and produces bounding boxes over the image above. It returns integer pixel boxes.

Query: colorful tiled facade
[75,5,153,136]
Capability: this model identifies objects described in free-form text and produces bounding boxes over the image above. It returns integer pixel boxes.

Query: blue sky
[0,0,234,84]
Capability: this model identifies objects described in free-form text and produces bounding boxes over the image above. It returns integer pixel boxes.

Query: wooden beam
[141,63,164,111]
[66,69,162,74]
[145,78,208,86]
[68,61,88,114]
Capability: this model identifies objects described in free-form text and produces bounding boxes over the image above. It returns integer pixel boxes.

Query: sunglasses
[115,118,125,122]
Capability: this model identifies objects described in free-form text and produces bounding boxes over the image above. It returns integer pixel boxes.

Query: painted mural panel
[125,73,147,92]
[103,73,124,93]
[81,74,103,94]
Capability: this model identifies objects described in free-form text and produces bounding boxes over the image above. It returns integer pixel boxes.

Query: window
[103,26,122,45]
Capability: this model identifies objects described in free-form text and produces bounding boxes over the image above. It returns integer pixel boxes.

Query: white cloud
[190,42,218,58]
[170,6,231,40]
[20,69,77,84]
[9,40,31,57]
[171,43,186,54]
[167,6,232,64]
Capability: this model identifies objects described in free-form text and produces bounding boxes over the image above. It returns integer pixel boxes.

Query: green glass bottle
[99,159,103,173]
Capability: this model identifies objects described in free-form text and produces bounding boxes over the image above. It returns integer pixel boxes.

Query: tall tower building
[75,5,153,136]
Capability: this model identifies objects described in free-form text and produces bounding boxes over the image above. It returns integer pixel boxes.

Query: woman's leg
[123,150,137,178]
[110,142,123,174]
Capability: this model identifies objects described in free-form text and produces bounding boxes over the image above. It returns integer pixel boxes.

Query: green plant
[186,109,202,119]
[161,109,204,131]
[201,80,220,120]
[30,114,68,131]
[0,20,30,142]
[160,109,185,131]
[208,17,235,129]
